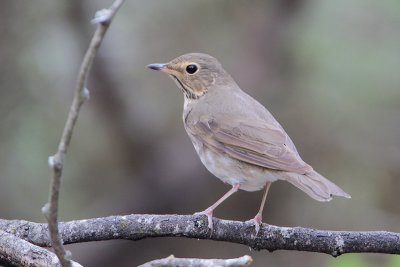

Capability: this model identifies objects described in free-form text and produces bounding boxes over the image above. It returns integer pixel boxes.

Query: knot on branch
[48,154,63,172]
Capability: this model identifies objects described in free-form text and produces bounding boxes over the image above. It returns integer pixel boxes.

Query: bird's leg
[248,182,271,235]
[195,183,240,231]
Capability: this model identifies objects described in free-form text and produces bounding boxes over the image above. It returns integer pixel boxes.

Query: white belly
[191,138,279,191]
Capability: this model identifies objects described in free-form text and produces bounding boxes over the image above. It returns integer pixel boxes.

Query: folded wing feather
[190,116,313,174]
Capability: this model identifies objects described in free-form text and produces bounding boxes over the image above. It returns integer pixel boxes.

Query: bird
[147,53,350,233]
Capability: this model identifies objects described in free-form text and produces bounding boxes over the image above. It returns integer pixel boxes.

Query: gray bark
[0,230,82,267]
[1,214,399,257]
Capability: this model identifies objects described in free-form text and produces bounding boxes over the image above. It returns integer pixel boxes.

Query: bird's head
[147,53,232,100]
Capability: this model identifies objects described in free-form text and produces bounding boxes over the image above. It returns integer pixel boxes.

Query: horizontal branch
[138,254,253,267]
[1,214,399,256]
[0,230,82,267]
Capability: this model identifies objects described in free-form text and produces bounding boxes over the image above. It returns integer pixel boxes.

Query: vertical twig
[42,1,125,266]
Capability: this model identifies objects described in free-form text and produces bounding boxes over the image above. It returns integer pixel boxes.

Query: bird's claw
[194,209,214,232]
[247,213,262,236]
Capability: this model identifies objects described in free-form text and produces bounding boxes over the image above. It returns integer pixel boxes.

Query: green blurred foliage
[327,254,400,267]
[328,255,365,267]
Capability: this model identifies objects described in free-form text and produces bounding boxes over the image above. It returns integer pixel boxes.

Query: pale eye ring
[186,64,198,74]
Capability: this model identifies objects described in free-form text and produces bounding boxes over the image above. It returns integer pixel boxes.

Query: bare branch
[138,254,253,267]
[0,230,82,267]
[42,1,125,266]
[1,215,399,256]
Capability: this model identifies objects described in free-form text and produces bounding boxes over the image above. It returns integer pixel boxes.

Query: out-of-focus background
[1,0,400,266]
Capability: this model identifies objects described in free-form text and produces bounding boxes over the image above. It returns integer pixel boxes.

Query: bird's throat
[171,75,199,100]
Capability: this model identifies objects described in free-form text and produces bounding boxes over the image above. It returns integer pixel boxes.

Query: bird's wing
[188,116,313,174]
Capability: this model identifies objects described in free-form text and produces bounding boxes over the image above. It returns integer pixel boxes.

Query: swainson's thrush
[147,53,350,233]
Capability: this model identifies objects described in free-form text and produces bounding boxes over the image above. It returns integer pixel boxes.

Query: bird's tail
[283,170,351,202]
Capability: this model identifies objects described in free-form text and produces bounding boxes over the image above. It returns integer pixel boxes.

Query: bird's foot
[194,208,214,232]
[246,213,262,236]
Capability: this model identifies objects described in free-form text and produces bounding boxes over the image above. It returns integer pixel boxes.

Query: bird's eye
[186,64,198,74]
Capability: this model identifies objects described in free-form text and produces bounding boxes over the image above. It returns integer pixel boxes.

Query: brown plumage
[148,53,350,233]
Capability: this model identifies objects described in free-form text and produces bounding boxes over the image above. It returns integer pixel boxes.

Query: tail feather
[284,171,351,202]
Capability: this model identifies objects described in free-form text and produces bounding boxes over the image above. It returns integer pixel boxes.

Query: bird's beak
[147,63,167,71]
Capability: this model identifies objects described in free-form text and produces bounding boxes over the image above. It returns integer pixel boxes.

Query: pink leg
[249,182,271,234]
[195,183,240,231]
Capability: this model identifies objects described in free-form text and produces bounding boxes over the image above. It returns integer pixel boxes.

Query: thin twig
[1,215,399,256]
[42,1,125,266]
[0,230,82,267]
[138,254,253,267]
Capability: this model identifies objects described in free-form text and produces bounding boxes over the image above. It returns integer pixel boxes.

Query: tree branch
[0,230,82,267]
[138,254,253,267]
[1,215,399,256]
[42,1,125,266]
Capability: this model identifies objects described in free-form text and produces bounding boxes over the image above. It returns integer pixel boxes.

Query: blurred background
[1,0,400,266]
